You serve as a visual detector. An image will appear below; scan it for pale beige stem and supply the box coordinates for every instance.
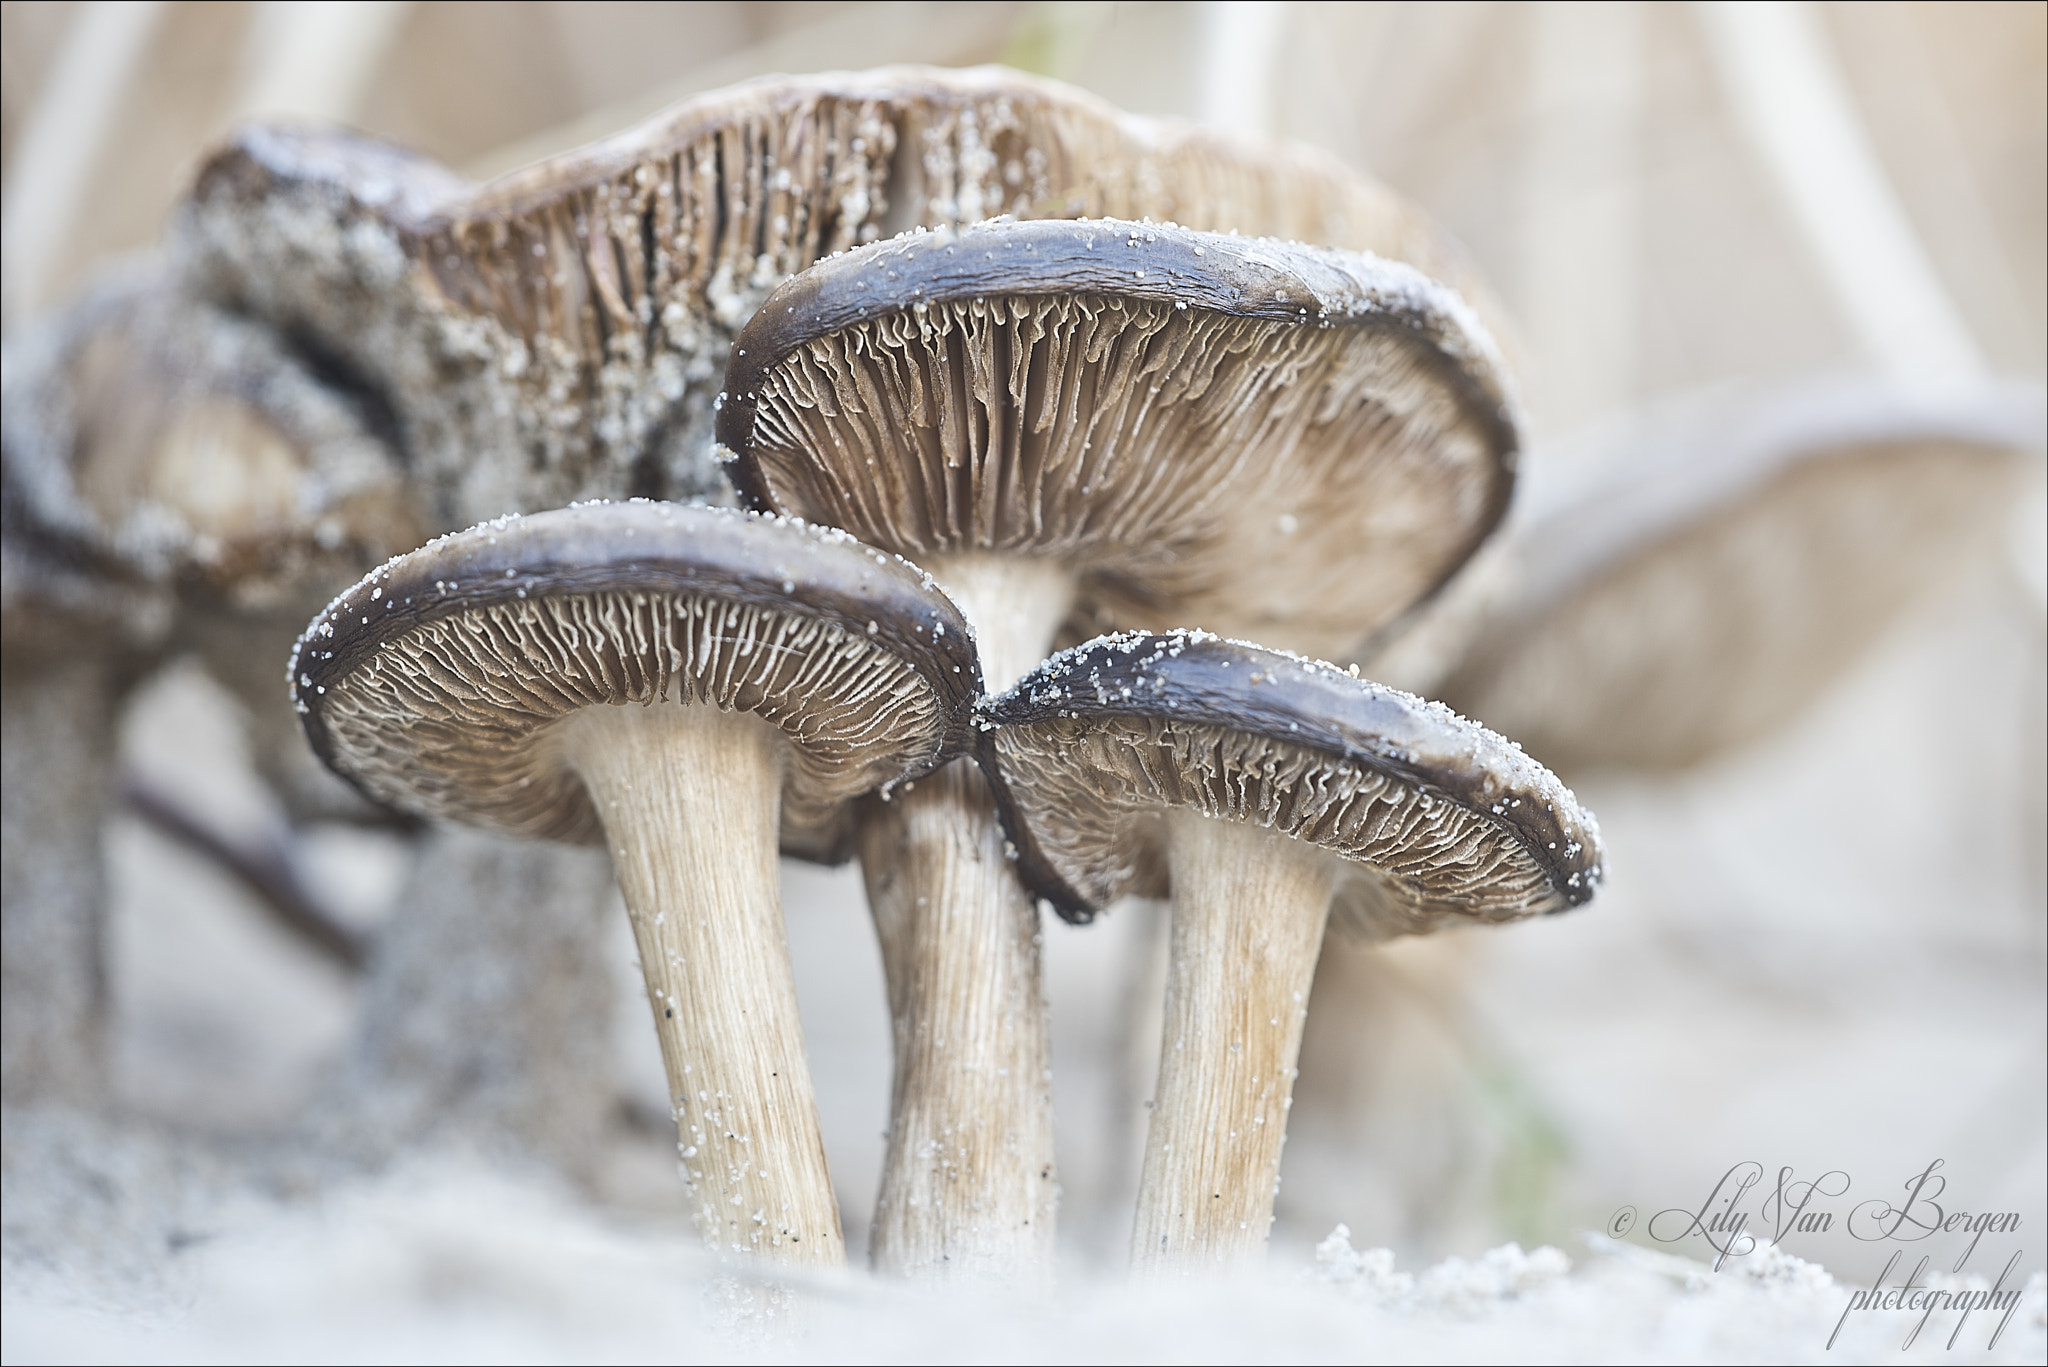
[2,652,120,1102]
[1132,809,1336,1270]
[861,761,1056,1280]
[563,702,844,1265]
[924,552,1076,694]
[860,553,1071,1279]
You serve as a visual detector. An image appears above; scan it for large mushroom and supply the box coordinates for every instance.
[979,632,1602,1268]
[179,65,1482,534]
[290,501,979,1263]
[717,216,1518,1274]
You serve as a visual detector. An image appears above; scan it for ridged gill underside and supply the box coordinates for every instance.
[320,590,946,847]
[184,67,1489,526]
[744,293,1499,653]
[990,716,1567,939]
[423,67,1476,359]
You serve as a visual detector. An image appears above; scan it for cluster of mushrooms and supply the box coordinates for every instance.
[287,209,1603,1279]
[16,62,2025,1292]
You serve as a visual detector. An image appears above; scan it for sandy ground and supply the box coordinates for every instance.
[3,1141,2043,1364]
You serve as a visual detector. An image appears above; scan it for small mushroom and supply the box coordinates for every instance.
[290,502,979,1263]
[717,215,1518,1275]
[979,631,1602,1269]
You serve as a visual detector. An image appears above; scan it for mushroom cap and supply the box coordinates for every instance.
[1436,378,2045,772]
[978,631,1601,931]
[181,66,1487,528]
[193,65,1482,338]
[468,64,1482,295]
[2,272,414,664]
[291,502,979,862]
[719,217,1519,658]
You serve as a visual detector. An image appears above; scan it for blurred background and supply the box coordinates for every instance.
[2,0,2042,1314]
[6,2,2042,414]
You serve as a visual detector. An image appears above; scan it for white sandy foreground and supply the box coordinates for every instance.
[4,1141,2041,1366]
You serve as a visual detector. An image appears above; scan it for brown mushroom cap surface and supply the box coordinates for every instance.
[719,218,1519,658]
[292,502,978,860]
[980,631,1601,932]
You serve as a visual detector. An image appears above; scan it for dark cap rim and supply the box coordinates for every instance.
[291,501,982,791]
[978,629,1601,922]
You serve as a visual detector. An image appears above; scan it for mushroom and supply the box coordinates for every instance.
[1,274,410,1103]
[978,631,1602,1268]
[178,65,1491,533]
[0,465,160,1103]
[160,68,1493,1210]
[320,823,622,1176]
[717,216,1519,1274]
[722,218,1516,669]
[290,501,979,1263]
[1429,379,2046,770]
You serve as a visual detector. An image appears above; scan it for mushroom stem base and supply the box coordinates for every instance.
[565,701,844,1266]
[1132,809,1335,1270]
[2,651,119,1103]
[860,758,1056,1282]
[338,826,616,1176]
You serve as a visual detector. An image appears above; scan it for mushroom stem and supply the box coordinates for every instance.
[1132,809,1335,1270]
[860,552,1070,1278]
[923,553,1076,693]
[562,701,844,1266]
[335,825,617,1177]
[1,652,119,1103]
[861,759,1056,1280]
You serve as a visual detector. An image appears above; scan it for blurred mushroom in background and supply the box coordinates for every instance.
[1,271,412,1104]
[2,337,163,1105]
[1431,380,2043,764]
[177,63,1491,536]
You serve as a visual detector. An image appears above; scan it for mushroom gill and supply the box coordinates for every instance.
[726,222,1516,660]
[314,589,950,852]
[180,66,1485,526]
[986,715,1569,940]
